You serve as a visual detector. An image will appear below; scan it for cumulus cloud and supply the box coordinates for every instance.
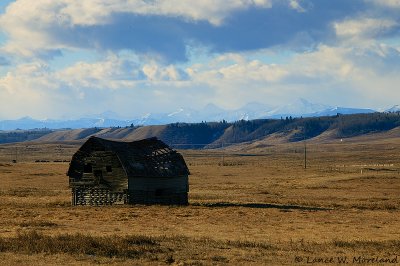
[190,54,288,84]
[0,62,57,93]
[288,0,312,12]
[188,43,400,109]
[0,0,367,62]
[0,62,63,119]
[334,18,398,41]
[2,40,400,119]
[283,43,400,107]
[1,0,400,119]
[0,0,273,61]
[57,55,142,90]
[367,0,400,8]
[10,0,273,27]
[142,63,189,81]
[288,45,353,80]
[0,54,197,118]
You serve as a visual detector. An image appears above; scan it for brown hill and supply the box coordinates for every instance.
[3,112,400,148]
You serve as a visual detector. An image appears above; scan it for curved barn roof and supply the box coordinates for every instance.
[67,136,190,179]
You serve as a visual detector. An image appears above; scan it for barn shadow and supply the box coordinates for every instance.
[191,202,331,211]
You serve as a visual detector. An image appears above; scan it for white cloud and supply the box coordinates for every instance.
[187,43,400,109]
[285,43,400,107]
[0,0,274,60]
[57,0,273,26]
[1,0,400,118]
[57,55,140,90]
[367,0,400,8]
[289,0,306,12]
[289,45,355,79]
[334,18,398,40]
[142,63,187,81]
[134,0,273,25]
[0,54,196,118]
[0,62,56,93]
[1,41,400,119]
[0,0,273,35]
[0,56,136,119]
[0,1,66,57]
[190,54,288,82]
[0,62,62,119]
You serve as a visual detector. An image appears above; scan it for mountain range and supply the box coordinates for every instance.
[0,98,388,131]
[2,112,400,147]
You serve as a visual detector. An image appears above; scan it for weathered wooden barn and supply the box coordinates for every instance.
[67,136,190,206]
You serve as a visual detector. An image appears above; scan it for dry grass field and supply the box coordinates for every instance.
[0,137,400,265]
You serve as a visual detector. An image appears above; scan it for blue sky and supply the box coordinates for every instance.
[0,0,400,119]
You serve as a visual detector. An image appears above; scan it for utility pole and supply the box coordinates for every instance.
[221,142,225,166]
[14,146,18,163]
[304,136,307,169]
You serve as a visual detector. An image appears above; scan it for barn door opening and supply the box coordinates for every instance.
[83,163,93,173]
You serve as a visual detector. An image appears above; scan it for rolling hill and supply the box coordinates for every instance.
[2,112,400,148]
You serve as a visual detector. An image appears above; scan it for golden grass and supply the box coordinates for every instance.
[0,139,400,264]
[1,230,398,265]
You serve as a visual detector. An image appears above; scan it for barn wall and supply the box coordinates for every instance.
[128,176,188,205]
[69,140,190,206]
[128,176,188,192]
[77,151,128,192]
[71,188,127,206]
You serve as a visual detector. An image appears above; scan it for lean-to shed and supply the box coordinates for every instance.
[67,136,190,206]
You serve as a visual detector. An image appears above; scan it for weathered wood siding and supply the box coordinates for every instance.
[128,176,188,205]
[70,151,128,192]
[128,176,188,192]
[72,188,127,206]
[128,190,188,205]
[68,137,190,206]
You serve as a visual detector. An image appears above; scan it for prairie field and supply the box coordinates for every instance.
[0,138,400,265]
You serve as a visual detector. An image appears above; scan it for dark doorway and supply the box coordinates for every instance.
[83,163,93,173]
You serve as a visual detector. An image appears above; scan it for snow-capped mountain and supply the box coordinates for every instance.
[385,105,400,113]
[311,107,376,117]
[266,98,331,118]
[226,102,273,121]
[0,99,380,130]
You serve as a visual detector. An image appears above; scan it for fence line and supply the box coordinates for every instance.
[1,142,400,172]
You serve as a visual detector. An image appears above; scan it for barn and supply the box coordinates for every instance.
[67,136,190,206]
